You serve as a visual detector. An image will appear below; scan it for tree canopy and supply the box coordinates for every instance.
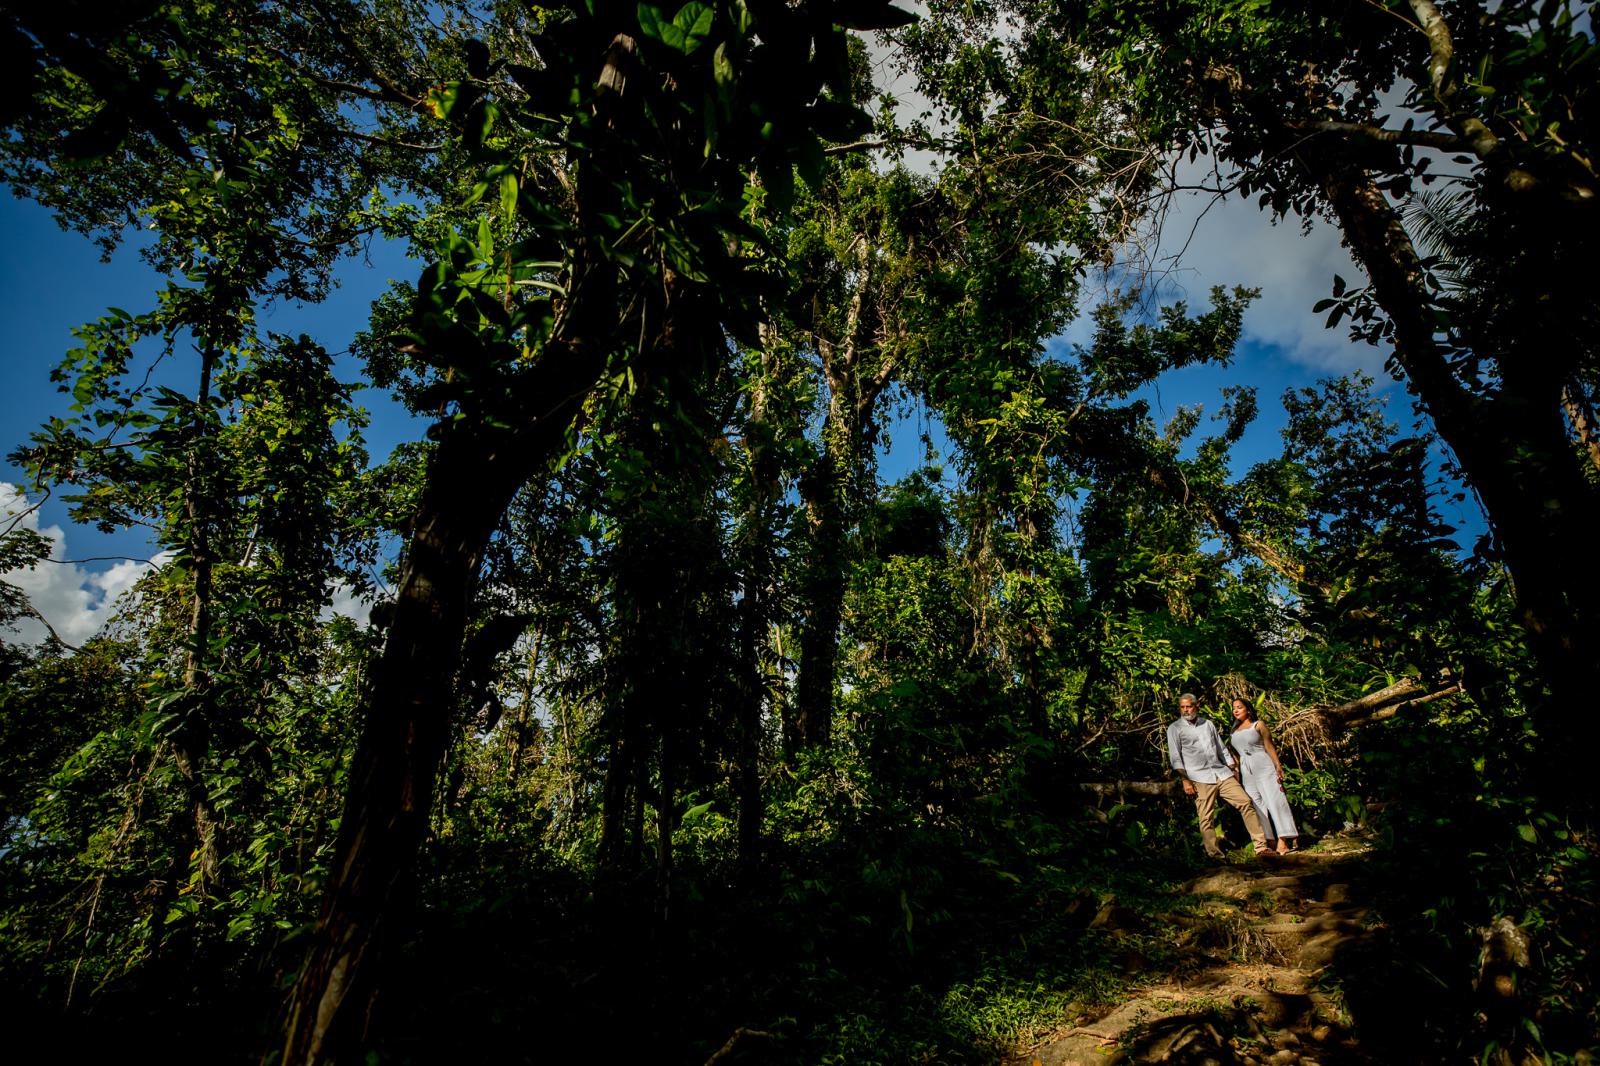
[0,2,1594,1063]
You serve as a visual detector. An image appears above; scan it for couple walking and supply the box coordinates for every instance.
[1166,693,1298,859]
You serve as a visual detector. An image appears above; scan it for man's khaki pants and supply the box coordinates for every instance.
[1193,776,1267,857]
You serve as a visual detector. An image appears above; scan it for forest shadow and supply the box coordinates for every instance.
[367,812,1204,1065]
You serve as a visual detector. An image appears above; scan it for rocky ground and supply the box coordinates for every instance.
[1014,836,1384,1066]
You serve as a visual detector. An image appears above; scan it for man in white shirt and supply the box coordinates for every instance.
[1167,693,1268,859]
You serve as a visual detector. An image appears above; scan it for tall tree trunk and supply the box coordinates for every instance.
[1012,509,1052,738]
[279,335,605,1064]
[775,622,801,759]
[1303,148,1600,793]
[735,576,766,869]
[655,727,675,923]
[794,421,851,751]
[598,728,630,872]
[734,346,779,870]
[172,345,224,891]
[599,409,661,884]
[596,283,718,891]
[1562,380,1600,479]
[279,436,519,1064]
[791,251,894,751]
[506,628,542,783]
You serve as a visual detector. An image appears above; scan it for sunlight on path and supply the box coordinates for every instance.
[1017,835,1379,1066]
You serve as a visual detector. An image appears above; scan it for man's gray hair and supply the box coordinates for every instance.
[1178,693,1198,704]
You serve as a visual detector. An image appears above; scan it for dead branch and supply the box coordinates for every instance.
[1275,672,1462,759]
[1075,780,1182,799]
[704,1028,776,1066]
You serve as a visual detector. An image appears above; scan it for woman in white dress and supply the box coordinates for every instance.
[1229,698,1298,853]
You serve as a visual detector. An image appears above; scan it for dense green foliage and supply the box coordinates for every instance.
[1,2,1595,1063]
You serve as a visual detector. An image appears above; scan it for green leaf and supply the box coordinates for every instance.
[672,2,714,54]
[712,40,734,86]
[637,4,684,51]
[427,82,463,120]
[500,171,519,225]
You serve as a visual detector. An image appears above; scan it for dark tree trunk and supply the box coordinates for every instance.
[505,628,542,783]
[598,728,629,872]
[598,627,649,879]
[734,345,780,870]
[1304,150,1600,794]
[655,727,675,923]
[279,335,605,1064]
[278,435,520,1064]
[790,233,893,753]
[596,283,720,896]
[173,345,224,891]
[735,582,765,870]
[795,433,849,751]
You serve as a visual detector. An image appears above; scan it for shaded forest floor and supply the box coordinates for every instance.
[1015,835,1415,1066]
[13,812,1582,1065]
[378,826,1469,1066]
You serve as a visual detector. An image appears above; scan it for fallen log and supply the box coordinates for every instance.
[1075,780,1182,799]
[1074,674,1465,791]
[1274,672,1461,764]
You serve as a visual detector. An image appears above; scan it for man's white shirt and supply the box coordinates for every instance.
[1167,716,1235,784]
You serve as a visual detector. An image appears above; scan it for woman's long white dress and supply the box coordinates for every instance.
[1230,723,1298,840]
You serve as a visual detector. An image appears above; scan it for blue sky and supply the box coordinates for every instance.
[0,193,423,477]
[0,192,428,639]
[2,23,1499,645]
[1,165,1486,644]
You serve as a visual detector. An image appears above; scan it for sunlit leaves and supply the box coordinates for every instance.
[636,2,715,55]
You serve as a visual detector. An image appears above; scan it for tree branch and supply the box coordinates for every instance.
[1408,0,1460,108]
[824,134,946,157]
[1288,119,1466,152]
[1074,780,1181,799]
[332,127,446,153]
[1276,673,1462,751]
[857,352,898,424]
[1406,0,1539,190]
[302,0,426,109]
[22,605,80,651]
[1561,380,1600,479]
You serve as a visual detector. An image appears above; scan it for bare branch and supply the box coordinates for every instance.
[1406,0,1539,191]
[824,134,946,157]
[22,605,80,651]
[332,127,446,153]
[1408,0,1460,107]
[1288,119,1466,152]
[302,0,427,108]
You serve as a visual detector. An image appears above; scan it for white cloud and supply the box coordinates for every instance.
[324,580,377,627]
[3,484,389,648]
[866,15,1387,376]
[1,483,168,647]
[1124,159,1384,375]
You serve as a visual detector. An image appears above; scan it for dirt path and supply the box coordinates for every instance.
[1016,836,1381,1066]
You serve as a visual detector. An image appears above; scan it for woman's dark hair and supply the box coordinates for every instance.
[1233,697,1256,721]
